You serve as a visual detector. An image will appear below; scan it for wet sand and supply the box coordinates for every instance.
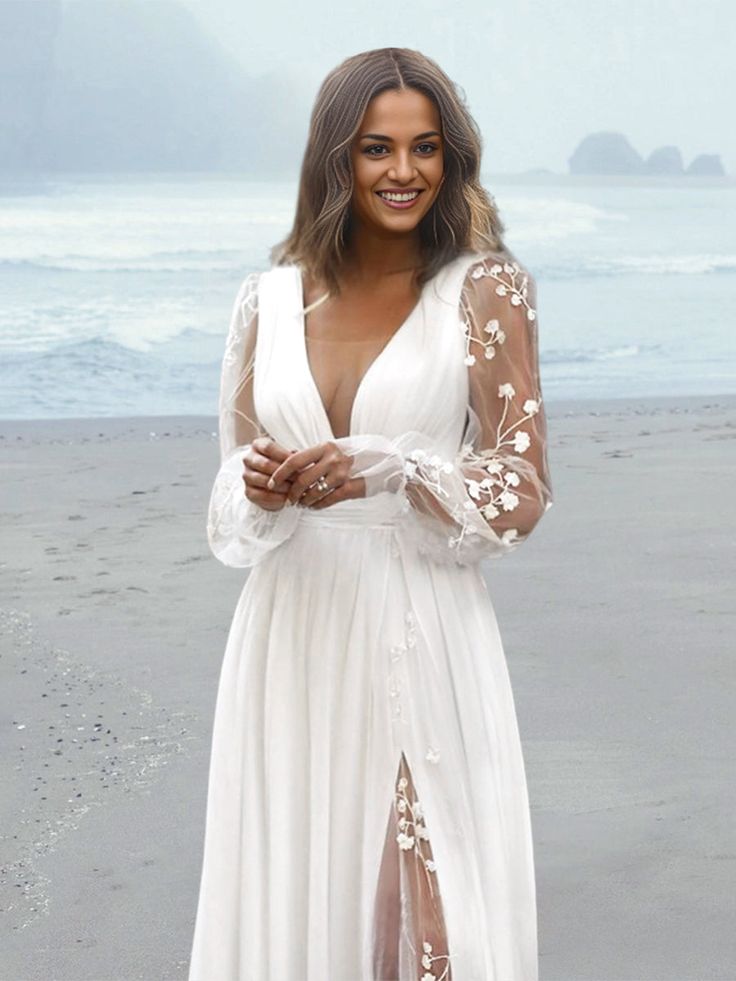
[1,394,734,980]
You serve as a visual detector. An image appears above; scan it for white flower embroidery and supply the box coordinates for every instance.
[401,254,547,559]
[420,940,452,980]
[499,489,520,511]
[466,479,483,500]
[387,611,417,727]
[395,747,450,964]
[425,746,441,764]
[459,256,534,366]
[513,430,531,452]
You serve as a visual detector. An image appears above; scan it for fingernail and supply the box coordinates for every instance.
[267,477,275,490]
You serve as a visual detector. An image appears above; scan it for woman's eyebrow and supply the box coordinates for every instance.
[359,130,442,141]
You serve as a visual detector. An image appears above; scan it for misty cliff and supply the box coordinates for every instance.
[569,132,726,177]
[0,0,307,175]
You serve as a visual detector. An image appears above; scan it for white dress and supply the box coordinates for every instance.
[189,249,554,981]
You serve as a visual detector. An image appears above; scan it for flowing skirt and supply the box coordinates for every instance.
[188,495,538,981]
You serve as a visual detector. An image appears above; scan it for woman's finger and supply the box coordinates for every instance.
[243,482,291,510]
[288,446,354,505]
[286,458,337,505]
[252,435,294,464]
[243,466,292,494]
[246,444,295,476]
[308,477,366,509]
[268,444,326,489]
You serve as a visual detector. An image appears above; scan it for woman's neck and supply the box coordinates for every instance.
[341,224,423,284]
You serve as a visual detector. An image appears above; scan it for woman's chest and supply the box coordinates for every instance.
[254,266,469,449]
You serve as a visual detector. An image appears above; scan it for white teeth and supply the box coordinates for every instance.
[379,191,420,202]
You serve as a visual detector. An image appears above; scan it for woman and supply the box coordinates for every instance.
[189,47,554,981]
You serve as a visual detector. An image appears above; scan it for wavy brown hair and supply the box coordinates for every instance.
[271,47,507,295]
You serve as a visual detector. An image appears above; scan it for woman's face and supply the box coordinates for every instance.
[349,87,444,238]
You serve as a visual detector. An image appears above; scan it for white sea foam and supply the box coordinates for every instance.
[1,177,734,416]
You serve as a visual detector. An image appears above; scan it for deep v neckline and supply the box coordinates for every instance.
[295,264,429,441]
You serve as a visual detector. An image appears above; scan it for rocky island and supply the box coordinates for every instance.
[569,132,726,177]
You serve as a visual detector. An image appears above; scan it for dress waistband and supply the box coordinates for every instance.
[296,491,409,530]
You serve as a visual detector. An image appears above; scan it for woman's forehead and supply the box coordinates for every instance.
[359,88,441,135]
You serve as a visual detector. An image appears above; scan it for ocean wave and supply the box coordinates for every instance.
[0,337,221,418]
[4,250,735,280]
[536,253,736,279]
[543,343,650,365]
[0,250,244,274]
[1,333,649,371]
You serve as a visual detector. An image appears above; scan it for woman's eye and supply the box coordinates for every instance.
[363,142,438,157]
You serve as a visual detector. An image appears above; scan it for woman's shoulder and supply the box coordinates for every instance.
[458,248,538,326]
[460,247,534,282]
[234,264,300,305]
[459,248,536,304]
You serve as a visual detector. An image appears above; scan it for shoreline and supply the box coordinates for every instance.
[2,390,735,433]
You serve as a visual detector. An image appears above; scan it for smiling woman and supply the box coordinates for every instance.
[353,90,445,225]
[189,47,553,981]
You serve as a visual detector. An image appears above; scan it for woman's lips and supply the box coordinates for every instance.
[375,189,424,210]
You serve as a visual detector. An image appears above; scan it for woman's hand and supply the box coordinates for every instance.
[242,436,298,512]
[267,441,366,509]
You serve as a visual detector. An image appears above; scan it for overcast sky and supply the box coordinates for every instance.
[180,0,733,175]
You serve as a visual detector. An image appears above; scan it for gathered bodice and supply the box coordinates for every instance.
[253,256,477,460]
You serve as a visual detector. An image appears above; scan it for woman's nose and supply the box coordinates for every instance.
[387,151,417,183]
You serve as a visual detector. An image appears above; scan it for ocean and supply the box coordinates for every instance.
[0,174,734,420]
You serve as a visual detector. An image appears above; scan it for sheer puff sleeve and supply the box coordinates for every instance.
[206,272,300,568]
[338,253,554,564]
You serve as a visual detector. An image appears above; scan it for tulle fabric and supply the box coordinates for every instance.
[193,250,552,980]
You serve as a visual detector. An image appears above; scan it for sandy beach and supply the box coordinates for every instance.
[1,393,734,981]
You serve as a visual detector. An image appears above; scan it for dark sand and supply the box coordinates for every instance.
[1,394,734,980]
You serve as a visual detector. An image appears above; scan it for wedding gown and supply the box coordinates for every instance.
[188,249,554,981]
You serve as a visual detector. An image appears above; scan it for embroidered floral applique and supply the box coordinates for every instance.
[402,255,546,556]
[395,775,437,885]
[394,772,452,979]
[421,940,451,981]
[388,610,417,726]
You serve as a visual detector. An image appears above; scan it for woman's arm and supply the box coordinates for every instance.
[330,254,554,563]
[206,273,301,568]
